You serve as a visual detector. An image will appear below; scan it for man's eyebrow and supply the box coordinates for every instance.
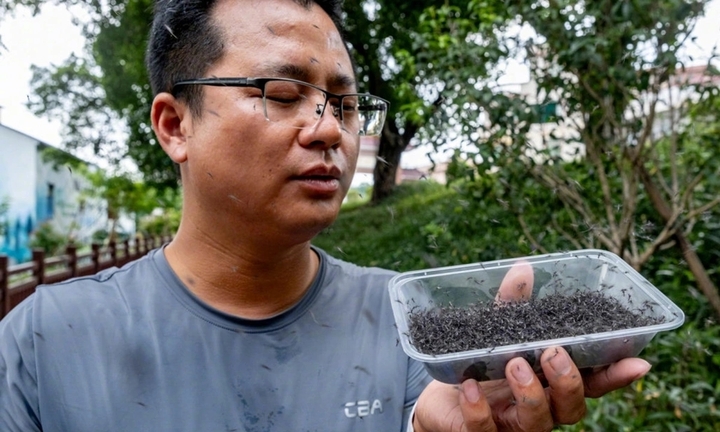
[254,62,357,90]
[256,63,310,81]
[327,73,357,91]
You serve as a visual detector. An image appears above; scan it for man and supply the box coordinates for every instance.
[0,0,652,430]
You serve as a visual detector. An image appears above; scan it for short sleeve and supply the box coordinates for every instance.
[402,356,432,431]
[0,296,42,431]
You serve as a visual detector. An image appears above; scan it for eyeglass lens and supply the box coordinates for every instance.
[262,80,387,136]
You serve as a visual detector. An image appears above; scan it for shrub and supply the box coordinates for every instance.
[139,208,181,237]
[29,221,68,256]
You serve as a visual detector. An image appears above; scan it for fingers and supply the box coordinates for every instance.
[540,347,586,424]
[583,357,651,398]
[413,380,499,432]
[495,261,534,304]
[499,357,554,431]
[459,380,498,432]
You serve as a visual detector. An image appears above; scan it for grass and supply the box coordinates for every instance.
[314,181,460,271]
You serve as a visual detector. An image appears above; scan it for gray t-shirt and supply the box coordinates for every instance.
[0,247,431,432]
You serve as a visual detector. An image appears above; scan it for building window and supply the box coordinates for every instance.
[47,183,55,219]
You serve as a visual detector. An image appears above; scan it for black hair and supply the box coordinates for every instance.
[146,0,346,117]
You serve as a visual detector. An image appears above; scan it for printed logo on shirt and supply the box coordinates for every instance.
[343,399,383,418]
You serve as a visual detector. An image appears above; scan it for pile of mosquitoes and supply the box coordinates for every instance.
[407,269,668,356]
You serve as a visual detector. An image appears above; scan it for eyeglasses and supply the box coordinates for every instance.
[172,77,389,136]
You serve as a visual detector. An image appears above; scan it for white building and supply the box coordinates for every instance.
[0,122,107,263]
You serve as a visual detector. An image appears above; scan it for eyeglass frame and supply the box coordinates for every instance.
[171,77,389,135]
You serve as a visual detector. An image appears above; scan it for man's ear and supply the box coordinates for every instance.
[151,92,191,164]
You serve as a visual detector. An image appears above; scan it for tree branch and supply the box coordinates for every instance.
[580,129,619,246]
[618,164,638,247]
[532,167,618,250]
[517,215,549,254]
[678,172,704,212]
[666,81,680,207]
[686,197,720,221]
[637,221,679,268]
[551,216,585,250]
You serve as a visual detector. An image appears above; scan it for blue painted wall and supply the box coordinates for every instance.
[0,216,33,262]
[0,124,107,264]
[0,125,37,263]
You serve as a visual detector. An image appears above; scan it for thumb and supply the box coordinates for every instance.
[458,380,498,432]
[584,358,652,398]
[495,260,534,304]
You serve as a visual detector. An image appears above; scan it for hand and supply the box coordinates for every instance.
[412,261,652,432]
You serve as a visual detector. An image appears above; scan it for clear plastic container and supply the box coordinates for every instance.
[389,249,685,384]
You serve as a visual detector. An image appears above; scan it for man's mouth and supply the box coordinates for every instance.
[293,166,343,194]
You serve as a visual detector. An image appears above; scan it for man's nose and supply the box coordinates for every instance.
[300,101,344,149]
[310,99,343,130]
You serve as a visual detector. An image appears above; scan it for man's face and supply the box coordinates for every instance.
[179,0,359,243]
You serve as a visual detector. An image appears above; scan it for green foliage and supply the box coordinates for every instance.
[138,190,182,237]
[29,221,68,256]
[315,182,455,271]
[315,181,572,271]
[405,0,720,315]
[27,54,125,162]
[52,161,175,241]
[18,0,176,187]
[344,0,501,126]
[92,173,150,219]
[92,0,176,187]
[642,204,720,323]
[344,184,372,207]
[138,209,180,237]
[85,169,170,240]
[91,228,110,243]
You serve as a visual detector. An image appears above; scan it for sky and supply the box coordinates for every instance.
[0,4,86,146]
[0,1,718,173]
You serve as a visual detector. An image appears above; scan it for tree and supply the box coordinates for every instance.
[410,0,720,317]
[4,0,508,201]
[343,0,507,203]
[80,168,160,242]
[21,0,177,188]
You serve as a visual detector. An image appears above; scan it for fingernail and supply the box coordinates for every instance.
[511,360,534,385]
[550,349,571,375]
[462,379,480,403]
[636,359,652,376]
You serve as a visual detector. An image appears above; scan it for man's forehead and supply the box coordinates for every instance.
[213,0,327,32]
[210,0,355,86]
